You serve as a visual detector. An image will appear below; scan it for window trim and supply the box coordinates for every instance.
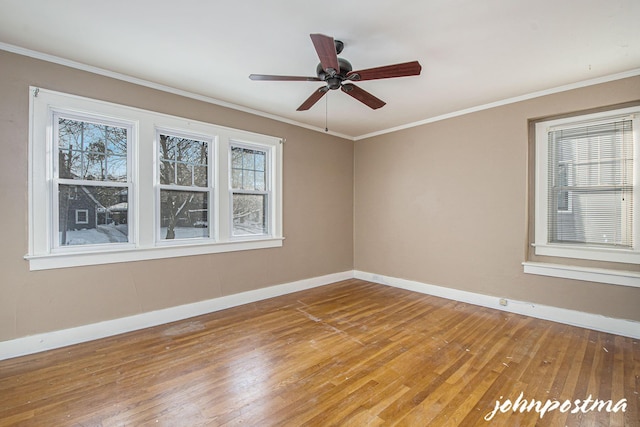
[533,105,640,264]
[26,87,283,271]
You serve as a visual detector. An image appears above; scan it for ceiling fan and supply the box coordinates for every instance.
[249,34,422,111]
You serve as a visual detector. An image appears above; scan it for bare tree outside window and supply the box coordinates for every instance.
[158,134,209,240]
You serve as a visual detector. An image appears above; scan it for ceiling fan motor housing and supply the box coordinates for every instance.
[316,58,353,90]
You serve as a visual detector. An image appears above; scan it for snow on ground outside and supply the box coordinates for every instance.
[62,222,265,246]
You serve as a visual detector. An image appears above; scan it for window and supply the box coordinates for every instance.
[533,106,639,264]
[158,132,211,241]
[27,88,283,270]
[54,114,132,248]
[231,144,269,237]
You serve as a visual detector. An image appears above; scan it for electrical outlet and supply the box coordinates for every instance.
[499,298,508,306]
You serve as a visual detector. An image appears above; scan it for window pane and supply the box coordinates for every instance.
[255,152,265,172]
[232,169,243,189]
[58,184,128,246]
[243,151,255,169]
[159,134,177,160]
[85,153,106,180]
[243,170,255,190]
[159,134,208,187]
[255,171,266,191]
[57,118,127,182]
[189,141,208,165]
[160,160,175,185]
[177,162,192,186]
[106,155,127,181]
[231,146,267,190]
[193,165,208,187]
[160,190,209,240]
[105,128,127,157]
[233,193,267,236]
[232,147,243,168]
[556,163,569,211]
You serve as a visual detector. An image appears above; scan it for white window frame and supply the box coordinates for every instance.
[533,105,640,264]
[26,88,283,270]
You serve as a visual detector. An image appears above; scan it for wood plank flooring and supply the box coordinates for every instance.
[0,279,638,426]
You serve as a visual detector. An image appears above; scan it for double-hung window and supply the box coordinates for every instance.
[231,144,270,237]
[157,132,212,242]
[533,105,640,264]
[27,88,283,270]
[53,113,133,249]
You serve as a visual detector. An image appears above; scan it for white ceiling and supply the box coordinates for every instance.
[1,0,639,139]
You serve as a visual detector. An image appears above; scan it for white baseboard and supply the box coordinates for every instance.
[3,269,638,361]
[0,270,354,361]
[354,270,640,339]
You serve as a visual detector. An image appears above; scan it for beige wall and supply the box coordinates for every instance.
[0,50,354,341]
[1,47,638,345]
[355,76,640,322]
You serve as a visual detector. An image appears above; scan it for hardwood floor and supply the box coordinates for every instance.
[0,279,638,426]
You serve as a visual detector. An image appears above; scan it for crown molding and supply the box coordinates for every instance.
[2,42,639,142]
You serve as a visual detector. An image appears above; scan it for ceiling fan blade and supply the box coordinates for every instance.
[297,87,329,111]
[310,33,340,74]
[341,84,386,109]
[347,61,422,81]
[249,74,321,82]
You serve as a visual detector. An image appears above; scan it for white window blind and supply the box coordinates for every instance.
[547,117,633,248]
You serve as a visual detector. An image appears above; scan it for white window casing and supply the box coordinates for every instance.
[27,88,283,270]
[533,106,640,265]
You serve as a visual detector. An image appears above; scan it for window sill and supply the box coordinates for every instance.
[25,237,284,271]
[533,243,640,264]
[522,261,640,288]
